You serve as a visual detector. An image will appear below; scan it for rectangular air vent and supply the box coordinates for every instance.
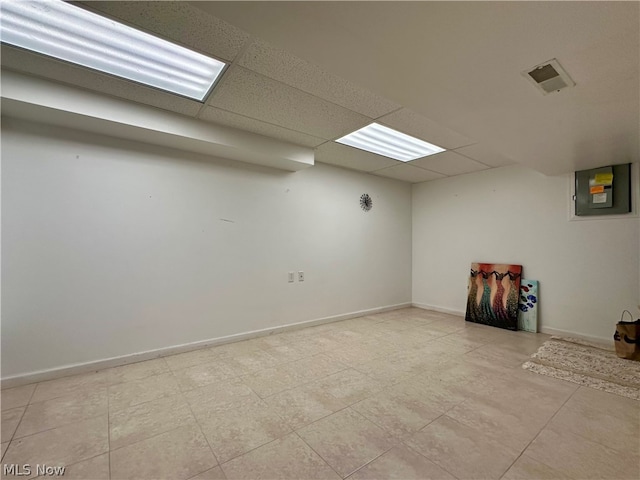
[522,59,575,95]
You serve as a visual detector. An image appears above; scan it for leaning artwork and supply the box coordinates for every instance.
[517,279,538,333]
[465,263,523,330]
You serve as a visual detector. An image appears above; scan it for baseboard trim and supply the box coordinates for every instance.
[539,326,611,346]
[412,302,465,317]
[1,302,411,389]
[412,305,613,345]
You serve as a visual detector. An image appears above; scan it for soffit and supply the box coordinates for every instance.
[372,164,446,183]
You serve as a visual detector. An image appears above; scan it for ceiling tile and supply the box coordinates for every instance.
[315,142,400,172]
[378,108,476,150]
[0,47,201,117]
[75,1,250,62]
[410,150,489,176]
[208,66,372,140]
[371,164,445,183]
[237,40,401,118]
[200,107,326,148]
[454,144,517,167]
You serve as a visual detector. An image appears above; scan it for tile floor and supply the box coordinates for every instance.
[1,308,639,479]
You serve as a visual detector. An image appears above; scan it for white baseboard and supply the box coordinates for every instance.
[539,326,611,346]
[412,302,465,317]
[412,304,614,346]
[1,302,411,389]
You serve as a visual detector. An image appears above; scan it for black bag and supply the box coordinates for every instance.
[613,310,640,361]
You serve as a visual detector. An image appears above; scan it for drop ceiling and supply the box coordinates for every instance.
[1,1,638,182]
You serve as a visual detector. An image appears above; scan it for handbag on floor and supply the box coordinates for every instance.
[614,310,640,361]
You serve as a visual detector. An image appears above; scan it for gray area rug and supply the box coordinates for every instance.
[523,336,640,400]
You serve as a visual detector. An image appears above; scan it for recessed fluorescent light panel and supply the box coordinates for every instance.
[336,123,445,162]
[0,0,226,101]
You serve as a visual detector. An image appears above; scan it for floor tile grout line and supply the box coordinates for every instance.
[402,440,462,480]
[109,379,183,413]
[107,382,111,480]
[21,385,108,406]
[181,389,222,476]
[174,350,353,401]
[240,361,352,401]
[214,425,294,468]
[327,406,402,470]
[49,452,109,477]
[25,382,38,405]
[392,392,479,479]
[291,430,345,479]
[180,338,352,373]
[196,429,316,478]
[108,417,195,454]
[184,467,222,480]
[342,447,389,479]
[536,386,639,459]
[439,388,570,454]
[3,383,39,448]
[16,373,106,402]
[0,382,39,410]
[497,454,578,480]
[3,415,111,477]
[344,443,397,479]
[286,404,348,433]
[7,410,108,444]
[7,400,108,449]
[292,403,355,436]
[496,381,581,479]
[245,364,348,401]
[30,375,151,407]
[182,374,298,466]
[26,371,179,409]
[396,412,462,480]
[30,378,113,400]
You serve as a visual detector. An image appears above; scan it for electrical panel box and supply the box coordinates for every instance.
[575,163,631,216]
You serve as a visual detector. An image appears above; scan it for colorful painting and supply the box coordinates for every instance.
[465,263,523,330]
[517,280,538,333]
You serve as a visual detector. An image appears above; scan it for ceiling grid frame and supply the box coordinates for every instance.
[5,1,633,182]
[0,0,515,183]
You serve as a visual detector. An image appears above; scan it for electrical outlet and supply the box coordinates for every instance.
[288,272,294,283]
[298,271,304,282]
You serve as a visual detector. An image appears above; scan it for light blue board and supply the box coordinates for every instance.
[517,279,538,332]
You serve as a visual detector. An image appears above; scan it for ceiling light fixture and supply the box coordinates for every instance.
[336,123,445,162]
[0,0,226,101]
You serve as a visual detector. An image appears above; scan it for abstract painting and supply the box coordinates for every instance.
[465,263,523,330]
[517,279,538,332]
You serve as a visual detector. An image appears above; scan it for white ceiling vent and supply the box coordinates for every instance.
[523,59,575,95]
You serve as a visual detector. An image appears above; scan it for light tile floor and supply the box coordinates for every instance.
[1,308,639,479]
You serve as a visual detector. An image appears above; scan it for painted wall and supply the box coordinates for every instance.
[412,164,639,342]
[1,119,412,379]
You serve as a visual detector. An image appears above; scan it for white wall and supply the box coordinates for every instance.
[412,165,639,342]
[1,119,412,379]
